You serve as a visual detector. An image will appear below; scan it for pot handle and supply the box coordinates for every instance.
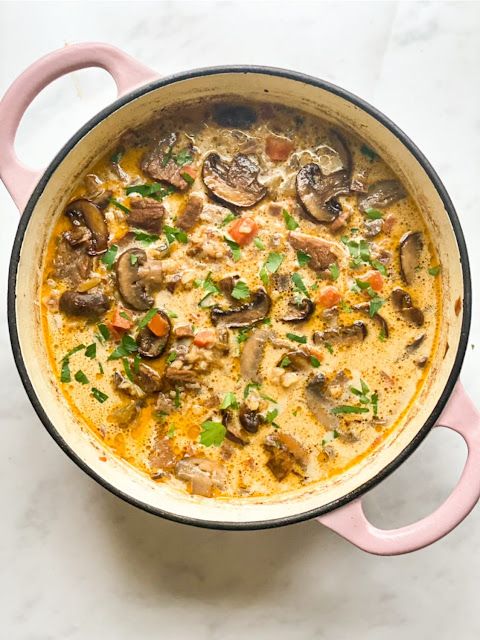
[318,381,480,555]
[0,42,157,212]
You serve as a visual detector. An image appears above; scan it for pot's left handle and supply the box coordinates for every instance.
[0,42,158,212]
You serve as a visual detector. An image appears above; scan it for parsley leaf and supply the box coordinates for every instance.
[428,265,441,276]
[310,355,321,368]
[60,359,71,383]
[297,250,311,267]
[134,230,159,245]
[164,225,188,245]
[231,280,251,300]
[122,357,134,382]
[369,295,385,317]
[137,308,158,329]
[286,332,307,344]
[126,183,175,201]
[325,341,334,354]
[365,208,383,220]
[85,343,96,359]
[74,370,89,385]
[220,213,236,227]
[260,252,284,286]
[283,209,299,230]
[200,420,226,446]
[166,351,178,364]
[174,148,193,167]
[109,198,130,214]
[244,382,261,398]
[91,388,108,403]
[97,324,110,341]
[221,392,239,410]
[279,356,292,368]
[181,171,194,185]
[329,263,340,280]
[108,334,138,360]
[224,236,241,262]
[331,405,370,415]
[101,245,118,269]
[254,237,266,250]
[237,328,251,343]
[291,272,309,299]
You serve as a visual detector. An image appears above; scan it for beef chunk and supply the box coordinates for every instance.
[128,197,165,233]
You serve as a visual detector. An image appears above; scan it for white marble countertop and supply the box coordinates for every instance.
[0,1,479,638]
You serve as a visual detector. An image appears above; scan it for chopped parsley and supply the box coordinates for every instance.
[286,332,307,344]
[364,208,383,220]
[291,272,309,299]
[130,254,138,266]
[265,408,280,428]
[329,263,340,280]
[134,230,159,245]
[310,355,321,368]
[224,236,241,262]
[428,265,441,276]
[165,310,178,318]
[231,280,251,300]
[85,343,96,359]
[166,351,178,364]
[174,148,193,167]
[325,341,334,354]
[237,328,251,343]
[137,308,158,329]
[101,244,118,269]
[342,236,371,269]
[331,405,370,415]
[109,198,130,214]
[220,392,239,410]
[166,425,176,438]
[97,324,110,341]
[108,334,138,360]
[122,357,134,382]
[296,250,311,267]
[220,212,236,227]
[110,149,123,164]
[126,183,175,201]
[181,171,194,185]
[91,388,108,403]
[369,295,385,317]
[174,386,181,409]
[371,259,387,276]
[279,356,292,368]
[283,209,299,230]
[260,252,284,286]
[244,382,261,398]
[164,225,188,245]
[254,237,266,250]
[60,359,71,383]
[200,420,226,446]
[198,272,220,307]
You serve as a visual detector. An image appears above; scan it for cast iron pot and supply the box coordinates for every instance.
[1,43,478,555]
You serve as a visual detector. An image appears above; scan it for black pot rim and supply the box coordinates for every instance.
[7,64,472,531]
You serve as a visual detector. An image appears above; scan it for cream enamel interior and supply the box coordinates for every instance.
[13,71,464,525]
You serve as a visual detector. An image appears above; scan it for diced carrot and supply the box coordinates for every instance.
[307,346,324,361]
[318,286,342,308]
[228,216,258,245]
[182,165,197,179]
[106,323,123,342]
[193,329,217,348]
[99,456,107,462]
[359,270,384,292]
[265,135,295,161]
[111,307,133,331]
[148,313,170,337]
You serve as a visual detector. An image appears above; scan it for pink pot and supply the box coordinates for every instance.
[0,43,478,555]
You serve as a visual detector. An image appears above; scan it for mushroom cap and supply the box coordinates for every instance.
[280,297,315,323]
[202,152,267,207]
[115,248,153,311]
[399,231,424,285]
[59,289,110,317]
[211,289,271,328]
[358,180,406,212]
[65,198,109,256]
[296,163,350,223]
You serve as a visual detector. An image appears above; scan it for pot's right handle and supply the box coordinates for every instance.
[318,381,480,555]
[0,42,157,212]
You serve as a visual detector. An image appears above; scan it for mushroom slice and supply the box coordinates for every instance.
[391,287,424,327]
[399,231,424,285]
[132,363,163,394]
[239,403,264,434]
[278,350,312,372]
[136,310,171,359]
[313,321,367,346]
[358,180,407,212]
[212,103,257,129]
[115,248,152,311]
[296,163,350,223]
[240,328,269,383]
[287,231,339,273]
[59,289,110,317]
[175,457,226,497]
[305,373,339,431]
[65,199,109,255]
[210,289,271,328]
[222,411,247,446]
[315,129,352,176]
[406,333,426,352]
[264,432,308,481]
[280,298,315,323]
[352,302,389,338]
[202,152,267,207]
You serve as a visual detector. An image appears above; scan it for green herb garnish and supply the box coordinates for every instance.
[279,356,292,368]
[134,230,159,245]
[329,263,340,280]
[325,342,334,354]
[126,183,175,201]
[231,280,250,300]
[428,265,441,276]
[331,405,370,415]
[200,420,226,446]
[60,359,71,383]
[286,332,307,344]
[244,382,261,398]
[237,328,251,344]
[220,212,236,227]
[310,355,321,368]
[221,392,239,410]
[365,208,383,220]
[97,324,110,341]
[283,209,299,231]
[101,244,118,269]
[164,225,188,245]
[181,171,194,185]
[108,334,138,360]
[260,252,284,286]
[166,351,177,364]
[224,236,241,262]
[297,250,311,268]
[254,237,266,250]
[109,198,130,214]
[85,343,96,359]
[174,148,193,167]
[91,387,108,403]
[122,357,134,382]
[137,308,158,329]
[291,272,309,299]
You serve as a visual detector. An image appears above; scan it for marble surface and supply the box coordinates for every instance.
[0,1,479,638]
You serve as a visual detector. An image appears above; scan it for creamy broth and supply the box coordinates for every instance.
[40,100,441,498]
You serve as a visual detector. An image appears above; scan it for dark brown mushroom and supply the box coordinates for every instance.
[136,310,171,358]
[218,275,240,301]
[313,321,367,345]
[240,329,269,382]
[115,248,157,311]
[59,289,110,317]
[211,289,271,328]
[296,163,350,223]
[280,297,315,323]
[175,457,225,497]
[406,333,426,352]
[352,302,389,338]
[399,231,423,285]
[287,231,339,273]
[202,152,267,207]
[222,410,247,446]
[305,373,339,431]
[65,199,109,256]
[212,104,257,129]
[128,198,165,233]
[239,403,264,434]
[278,350,312,371]
[84,174,113,208]
[391,287,424,327]
[132,362,163,394]
[358,180,406,212]
[264,432,308,480]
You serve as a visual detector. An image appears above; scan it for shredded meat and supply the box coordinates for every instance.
[288,231,339,272]
[128,198,165,233]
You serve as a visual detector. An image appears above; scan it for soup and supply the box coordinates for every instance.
[40,100,441,498]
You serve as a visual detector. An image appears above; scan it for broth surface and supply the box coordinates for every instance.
[41,100,441,498]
